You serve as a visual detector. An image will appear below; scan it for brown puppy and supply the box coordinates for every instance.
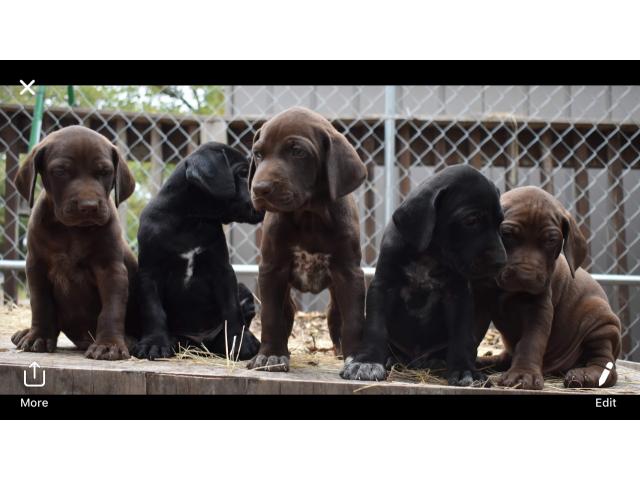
[11,125,138,360]
[475,186,621,389]
[247,107,367,372]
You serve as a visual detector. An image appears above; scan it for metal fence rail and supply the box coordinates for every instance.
[1,85,640,359]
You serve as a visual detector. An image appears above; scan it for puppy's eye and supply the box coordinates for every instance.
[462,213,481,226]
[252,151,262,162]
[51,167,67,177]
[500,226,515,238]
[97,168,112,177]
[544,236,560,248]
[238,168,249,177]
[291,145,306,158]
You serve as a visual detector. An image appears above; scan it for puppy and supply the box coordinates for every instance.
[341,165,507,385]
[475,186,622,389]
[132,142,263,360]
[247,107,367,372]
[11,125,138,360]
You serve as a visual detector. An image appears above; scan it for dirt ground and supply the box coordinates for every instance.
[0,302,504,366]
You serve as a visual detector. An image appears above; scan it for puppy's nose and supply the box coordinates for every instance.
[252,181,274,197]
[492,248,508,270]
[77,199,100,214]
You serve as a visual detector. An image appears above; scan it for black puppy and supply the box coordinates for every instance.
[132,142,264,360]
[340,165,506,385]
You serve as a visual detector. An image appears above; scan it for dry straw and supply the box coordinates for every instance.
[155,313,640,394]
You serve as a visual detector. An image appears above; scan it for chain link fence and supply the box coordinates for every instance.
[2,85,640,359]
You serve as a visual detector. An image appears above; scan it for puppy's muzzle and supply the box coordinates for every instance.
[497,264,547,293]
[61,198,109,225]
[76,199,100,215]
[467,247,507,278]
[252,181,274,198]
[251,181,295,211]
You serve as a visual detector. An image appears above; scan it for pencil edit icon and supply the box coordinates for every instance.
[598,362,615,387]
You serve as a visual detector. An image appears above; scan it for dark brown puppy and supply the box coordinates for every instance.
[247,107,367,372]
[11,125,138,360]
[475,186,621,389]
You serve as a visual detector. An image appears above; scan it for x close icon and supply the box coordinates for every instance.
[19,80,36,95]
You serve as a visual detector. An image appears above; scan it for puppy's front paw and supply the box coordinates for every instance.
[12,328,57,353]
[564,364,617,388]
[447,369,487,387]
[499,368,544,390]
[131,336,175,360]
[85,341,130,361]
[247,353,290,372]
[340,357,387,381]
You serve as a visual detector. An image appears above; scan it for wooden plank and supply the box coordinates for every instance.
[4,338,635,395]
[2,337,640,395]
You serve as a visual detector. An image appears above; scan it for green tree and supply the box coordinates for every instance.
[0,85,226,115]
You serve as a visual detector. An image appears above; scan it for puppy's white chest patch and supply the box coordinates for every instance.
[400,255,445,318]
[181,246,205,286]
[290,247,332,294]
[401,255,445,294]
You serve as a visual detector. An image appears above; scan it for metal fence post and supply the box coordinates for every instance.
[384,85,397,225]
[28,86,46,150]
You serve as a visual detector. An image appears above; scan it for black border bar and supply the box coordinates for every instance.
[0,60,638,85]
[1,394,635,420]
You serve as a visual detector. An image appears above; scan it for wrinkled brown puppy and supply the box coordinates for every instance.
[475,186,621,389]
[11,125,138,360]
[247,107,367,372]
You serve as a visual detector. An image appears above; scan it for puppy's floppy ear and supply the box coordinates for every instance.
[392,182,444,251]
[185,145,236,199]
[325,127,366,201]
[15,138,48,208]
[560,207,587,278]
[248,128,261,190]
[111,145,136,206]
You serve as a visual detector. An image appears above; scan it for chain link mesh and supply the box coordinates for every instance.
[1,85,639,359]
